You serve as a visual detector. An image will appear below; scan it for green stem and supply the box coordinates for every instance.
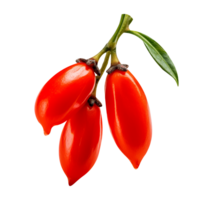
[92,46,108,62]
[92,14,133,62]
[90,14,133,99]
[92,51,111,96]
[111,48,120,66]
[107,14,133,50]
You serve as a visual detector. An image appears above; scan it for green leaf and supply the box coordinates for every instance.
[126,30,179,86]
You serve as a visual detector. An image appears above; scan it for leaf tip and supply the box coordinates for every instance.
[175,82,179,89]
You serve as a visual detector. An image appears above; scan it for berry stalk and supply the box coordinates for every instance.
[88,14,133,106]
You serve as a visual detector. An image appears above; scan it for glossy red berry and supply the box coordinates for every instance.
[59,103,102,186]
[105,70,152,169]
[35,63,95,135]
